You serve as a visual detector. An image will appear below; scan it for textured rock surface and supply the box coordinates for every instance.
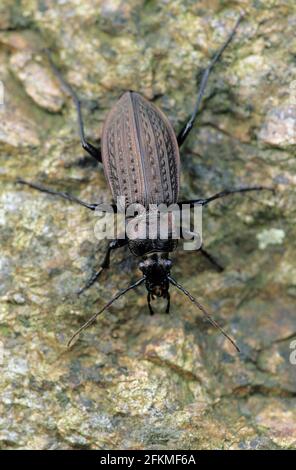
[0,0,296,450]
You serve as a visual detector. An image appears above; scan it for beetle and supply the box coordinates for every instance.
[18,15,273,350]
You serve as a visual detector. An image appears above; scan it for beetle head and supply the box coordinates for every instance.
[68,254,239,353]
[139,254,171,298]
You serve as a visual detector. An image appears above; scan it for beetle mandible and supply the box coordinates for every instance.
[19,15,273,350]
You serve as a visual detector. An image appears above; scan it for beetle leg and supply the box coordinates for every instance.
[177,15,243,147]
[45,50,101,162]
[17,179,100,210]
[199,247,224,272]
[178,185,275,208]
[180,227,224,272]
[165,292,170,314]
[147,293,155,315]
[77,238,128,295]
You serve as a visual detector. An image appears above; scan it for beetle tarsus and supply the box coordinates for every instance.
[177,14,243,147]
[17,179,98,211]
[165,292,170,314]
[77,239,128,296]
[147,293,155,315]
[199,247,224,272]
[44,49,102,163]
[179,185,275,208]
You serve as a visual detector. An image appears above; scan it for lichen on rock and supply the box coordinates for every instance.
[0,0,295,450]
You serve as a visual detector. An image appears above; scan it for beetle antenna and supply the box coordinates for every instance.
[168,276,240,352]
[67,277,145,347]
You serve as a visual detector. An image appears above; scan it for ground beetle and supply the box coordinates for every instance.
[18,15,273,350]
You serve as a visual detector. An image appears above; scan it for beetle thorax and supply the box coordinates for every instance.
[128,237,178,257]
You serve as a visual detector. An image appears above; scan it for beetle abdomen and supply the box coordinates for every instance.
[101,91,180,208]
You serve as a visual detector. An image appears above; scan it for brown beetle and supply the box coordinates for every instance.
[18,16,273,350]
[102,91,180,209]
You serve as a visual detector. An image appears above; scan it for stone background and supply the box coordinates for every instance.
[0,0,295,450]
